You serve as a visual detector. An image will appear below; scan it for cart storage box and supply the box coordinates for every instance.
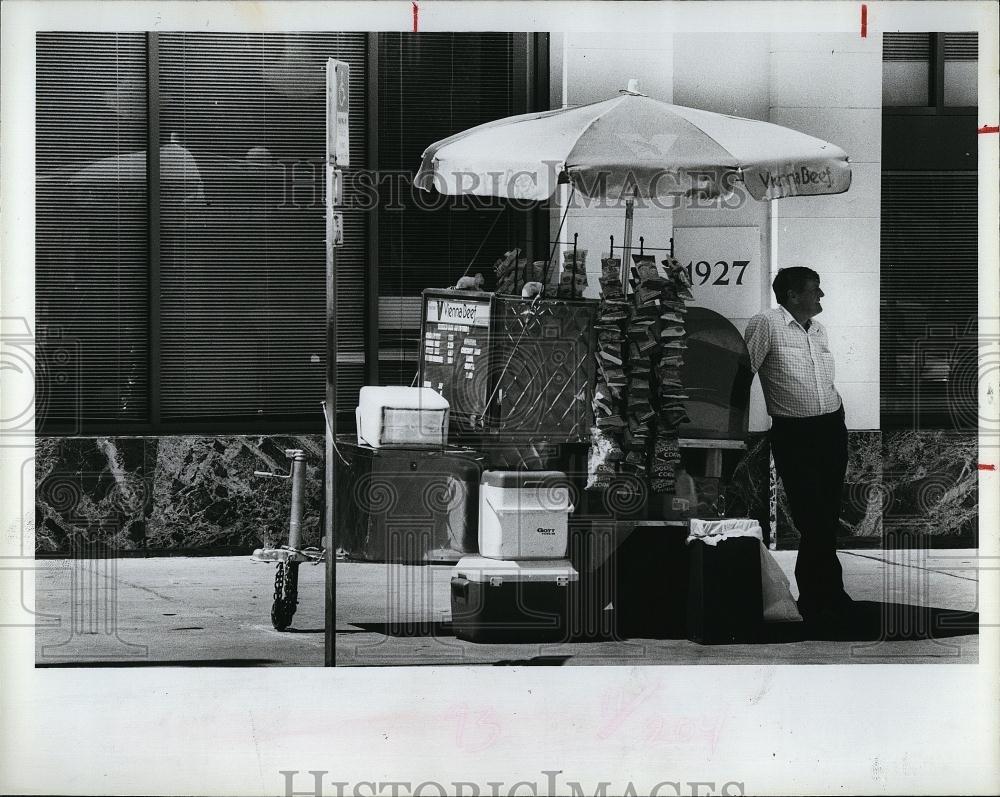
[567,519,622,640]
[334,437,484,562]
[686,535,763,644]
[356,386,449,448]
[613,524,690,639]
[450,555,578,643]
[478,470,573,560]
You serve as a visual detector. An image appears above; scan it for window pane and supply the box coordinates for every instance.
[36,33,149,428]
[944,61,977,106]
[882,32,930,107]
[377,33,532,386]
[882,61,930,106]
[157,33,367,421]
[943,33,977,107]
[881,173,978,428]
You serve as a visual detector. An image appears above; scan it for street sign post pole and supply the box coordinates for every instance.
[325,58,349,667]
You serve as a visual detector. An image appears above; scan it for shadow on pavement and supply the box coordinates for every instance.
[761,601,980,643]
[345,602,978,647]
[491,656,573,666]
[350,620,625,644]
[352,621,456,637]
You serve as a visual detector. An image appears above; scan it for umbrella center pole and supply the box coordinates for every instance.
[621,197,635,288]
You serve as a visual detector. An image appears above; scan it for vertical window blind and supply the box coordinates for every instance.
[376,33,531,386]
[36,32,537,431]
[157,32,368,421]
[880,33,978,430]
[880,173,978,427]
[36,33,149,426]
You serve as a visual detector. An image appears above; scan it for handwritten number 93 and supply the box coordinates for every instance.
[685,260,750,286]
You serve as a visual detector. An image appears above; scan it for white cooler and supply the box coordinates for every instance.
[478,470,573,560]
[356,386,449,448]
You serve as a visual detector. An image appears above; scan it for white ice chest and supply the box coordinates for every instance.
[356,386,449,448]
[478,470,574,560]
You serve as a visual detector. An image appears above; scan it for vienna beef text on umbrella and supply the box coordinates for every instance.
[414,85,852,207]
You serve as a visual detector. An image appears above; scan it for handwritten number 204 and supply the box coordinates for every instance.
[685,260,750,286]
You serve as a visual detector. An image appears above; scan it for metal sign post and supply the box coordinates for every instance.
[325,58,349,667]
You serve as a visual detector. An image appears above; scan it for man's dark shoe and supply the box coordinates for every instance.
[797,594,856,638]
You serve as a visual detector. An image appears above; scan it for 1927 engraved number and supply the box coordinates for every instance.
[686,260,751,286]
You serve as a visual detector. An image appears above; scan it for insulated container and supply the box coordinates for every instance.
[356,386,449,448]
[450,555,579,643]
[478,470,573,560]
[334,438,484,562]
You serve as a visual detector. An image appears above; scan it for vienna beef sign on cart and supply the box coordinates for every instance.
[673,227,762,320]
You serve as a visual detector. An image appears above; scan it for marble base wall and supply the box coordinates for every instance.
[36,435,326,554]
[774,429,978,550]
[35,429,978,554]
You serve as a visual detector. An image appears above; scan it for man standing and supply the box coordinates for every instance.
[745,267,853,628]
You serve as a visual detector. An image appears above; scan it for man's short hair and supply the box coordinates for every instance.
[772,267,820,305]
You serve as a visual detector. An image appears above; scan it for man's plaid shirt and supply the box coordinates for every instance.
[745,305,842,418]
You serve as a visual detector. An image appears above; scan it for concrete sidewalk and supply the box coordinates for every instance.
[33,550,980,667]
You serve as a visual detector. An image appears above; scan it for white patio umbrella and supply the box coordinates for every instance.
[415,82,851,278]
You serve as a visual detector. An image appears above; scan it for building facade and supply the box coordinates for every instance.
[34,31,979,554]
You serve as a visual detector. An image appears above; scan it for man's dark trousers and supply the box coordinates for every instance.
[768,405,849,609]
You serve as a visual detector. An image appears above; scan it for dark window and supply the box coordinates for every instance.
[36,32,543,433]
[882,32,932,106]
[375,33,536,387]
[880,33,978,430]
[156,33,368,424]
[36,33,149,428]
[883,32,978,109]
[880,172,978,428]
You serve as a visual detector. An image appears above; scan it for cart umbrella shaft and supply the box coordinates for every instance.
[621,198,635,286]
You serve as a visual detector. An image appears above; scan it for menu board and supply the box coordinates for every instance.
[420,291,493,436]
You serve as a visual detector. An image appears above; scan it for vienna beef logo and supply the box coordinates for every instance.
[758,165,834,192]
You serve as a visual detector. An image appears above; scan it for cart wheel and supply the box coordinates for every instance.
[271,598,295,631]
[270,560,300,631]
